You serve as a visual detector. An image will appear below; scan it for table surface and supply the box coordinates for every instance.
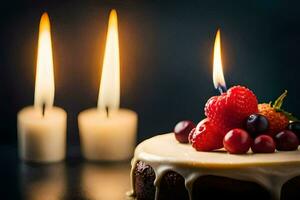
[0,145,132,200]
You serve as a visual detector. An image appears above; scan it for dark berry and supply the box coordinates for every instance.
[288,121,300,140]
[174,120,195,143]
[223,129,252,154]
[251,135,275,153]
[275,130,299,151]
[246,114,269,137]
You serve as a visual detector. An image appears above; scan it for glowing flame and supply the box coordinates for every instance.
[213,29,226,90]
[34,13,55,111]
[98,9,120,111]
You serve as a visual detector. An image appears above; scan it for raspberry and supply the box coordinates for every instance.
[258,90,296,137]
[204,85,258,136]
[188,128,196,143]
[191,118,223,151]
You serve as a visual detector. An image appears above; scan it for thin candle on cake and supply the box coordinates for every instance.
[78,9,138,161]
[17,13,67,163]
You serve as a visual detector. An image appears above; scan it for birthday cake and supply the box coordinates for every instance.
[128,86,300,200]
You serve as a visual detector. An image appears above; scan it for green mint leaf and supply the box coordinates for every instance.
[273,90,288,109]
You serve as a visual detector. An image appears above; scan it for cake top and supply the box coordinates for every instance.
[173,87,300,155]
[135,133,300,169]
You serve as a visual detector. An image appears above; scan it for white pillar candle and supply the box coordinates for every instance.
[17,13,67,163]
[78,10,138,161]
[18,107,67,162]
[78,109,137,161]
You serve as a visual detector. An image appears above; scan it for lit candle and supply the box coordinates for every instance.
[213,29,227,94]
[17,13,67,163]
[78,9,138,161]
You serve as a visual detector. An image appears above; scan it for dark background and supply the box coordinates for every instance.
[1,0,300,146]
[1,0,300,199]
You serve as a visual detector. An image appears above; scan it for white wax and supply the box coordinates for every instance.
[17,106,67,163]
[78,108,138,161]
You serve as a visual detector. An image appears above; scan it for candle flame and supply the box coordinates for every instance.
[213,29,226,90]
[34,13,55,112]
[98,9,120,111]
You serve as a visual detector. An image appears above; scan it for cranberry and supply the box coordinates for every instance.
[174,120,196,143]
[245,114,269,137]
[275,130,299,151]
[223,129,252,154]
[251,135,275,153]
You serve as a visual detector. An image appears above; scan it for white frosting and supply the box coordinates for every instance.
[129,133,300,200]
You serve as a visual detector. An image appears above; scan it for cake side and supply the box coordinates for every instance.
[128,133,300,200]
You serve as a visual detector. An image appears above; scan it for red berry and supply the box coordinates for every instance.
[191,118,223,151]
[188,128,196,143]
[275,130,299,151]
[205,86,258,136]
[258,103,289,137]
[251,135,275,153]
[174,120,196,143]
[223,129,252,154]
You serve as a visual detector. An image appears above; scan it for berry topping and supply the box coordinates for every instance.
[188,128,196,144]
[288,121,300,140]
[275,130,299,151]
[223,129,252,154]
[258,90,297,137]
[251,135,275,153]
[190,118,223,151]
[205,86,258,136]
[246,114,269,137]
[174,120,196,143]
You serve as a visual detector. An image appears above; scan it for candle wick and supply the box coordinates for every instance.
[106,106,109,118]
[217,85,227,94]
[42,103,46,117]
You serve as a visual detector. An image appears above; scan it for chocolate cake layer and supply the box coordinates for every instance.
[134,161,300,200]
